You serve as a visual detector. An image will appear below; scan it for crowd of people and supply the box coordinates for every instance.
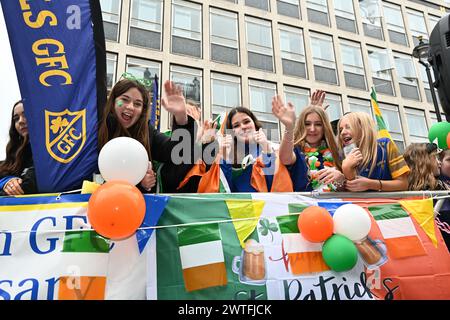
[1,76,449,250]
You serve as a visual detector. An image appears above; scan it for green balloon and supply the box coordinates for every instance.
[322,235,358,272]
[428,122,450,149]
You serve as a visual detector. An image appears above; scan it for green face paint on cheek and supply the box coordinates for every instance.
[116,100,124,107]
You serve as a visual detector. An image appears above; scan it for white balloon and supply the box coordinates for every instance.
[98,137,149,185]
[333,204,372,241]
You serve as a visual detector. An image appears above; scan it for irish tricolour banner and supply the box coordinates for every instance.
[1,0,106,192]
[2,193,450,299]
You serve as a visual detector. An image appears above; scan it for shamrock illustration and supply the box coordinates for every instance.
[258,218,278,242]
[50,116,69,134]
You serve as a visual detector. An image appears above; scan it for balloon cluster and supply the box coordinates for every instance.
[428,121,450,149]
[297,204,371,272]
[88,137,148,240]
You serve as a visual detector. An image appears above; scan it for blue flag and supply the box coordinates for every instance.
[1,0,106,192]
[149,75,160,131]
[136,194,169,254]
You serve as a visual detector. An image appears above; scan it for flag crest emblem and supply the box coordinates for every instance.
[45,109,86,163]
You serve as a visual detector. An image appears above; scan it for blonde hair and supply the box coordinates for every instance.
[337,112,378,176]
[293,105,341,170]
[403,143,438,190]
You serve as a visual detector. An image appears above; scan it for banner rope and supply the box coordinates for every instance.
[2,193,450,235]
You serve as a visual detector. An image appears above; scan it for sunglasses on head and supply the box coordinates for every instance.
[426,143,441,154]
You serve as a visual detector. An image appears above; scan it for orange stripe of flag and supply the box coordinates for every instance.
[58,276,106,300]
[288,252,330,275]
[271,159,294,192]
[384,236,426,259]
[182,262,227,292]
[177,161,206,190]
[251,158,268,192]
[198,161,221,193]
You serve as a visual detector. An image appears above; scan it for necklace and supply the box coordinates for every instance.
[303,141,335,190]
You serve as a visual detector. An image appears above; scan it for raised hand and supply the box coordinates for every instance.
[161,80,188,125]
[253,128,271,153]
[310,89,327,109]
[272,95,296,131]
[197,119,218,144]
[219,134,233,161]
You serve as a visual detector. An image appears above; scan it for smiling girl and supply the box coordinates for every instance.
[97,79,196,192]
[272,93,343,192]
[338,112,409,192]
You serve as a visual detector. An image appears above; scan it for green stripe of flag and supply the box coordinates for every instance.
[368,204,409,221]
[288,203,308,214]
[375,115,388,131]
[276,214,299,234]
[371,87,394,142]
[178,223,221,247]
[62,230,109,253]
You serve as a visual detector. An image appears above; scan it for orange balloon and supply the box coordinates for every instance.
[297,206,333,243]
[88,180,146,240]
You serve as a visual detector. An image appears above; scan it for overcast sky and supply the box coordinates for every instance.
[0,3,21,160]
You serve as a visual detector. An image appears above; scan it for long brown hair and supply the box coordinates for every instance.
[293,106,341,170]
[0,100,30,176]
[403,143,439,190]
[98,79,151,158]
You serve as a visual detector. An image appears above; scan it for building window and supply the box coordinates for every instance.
[248,80,279,142]
[210,8,239,66]
[246,17,274,72]
[383,2,408,46]
[379,103,404,152]
[100,0,121,42]
[284,86,310,114]
[129,0,162,50]
[430,112,447,124]
[310,32,338,85]
[405,108,428,143]
[333,0,357,33]
[277,0,300,19]
[348,97,373,118]
[359,0,383,40]
[106,52,117,90]
[126,57,161,93]
[279,25,307,79]
[306,0,330,27]
[340,39,366,90]
[368,46,395,96]
[407,8,428,46]
[245,0,270,11]
[170,65,202,106]
[211,73,241,120]
[171,0,202,58]
[324,93,342,122]
[419,63,435,104]
[429,15,440,34]
[393,52,420,101]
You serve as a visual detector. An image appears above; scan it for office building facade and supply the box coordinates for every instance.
[101,0,450,151]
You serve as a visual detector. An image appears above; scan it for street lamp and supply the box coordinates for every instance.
[412,37,442,122]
